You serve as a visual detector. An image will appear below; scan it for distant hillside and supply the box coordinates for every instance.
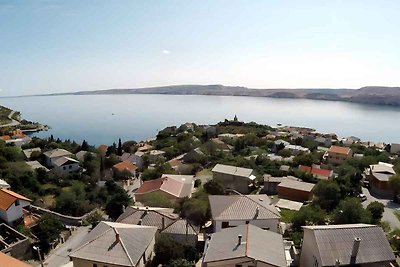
[25,85,400,107]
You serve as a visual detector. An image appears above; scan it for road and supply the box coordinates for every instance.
[362,187,400,229]
[41,226,91,267]
[0,110,20,128]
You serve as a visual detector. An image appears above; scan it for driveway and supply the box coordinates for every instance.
[42,226,91,267]
[362,187,400,229]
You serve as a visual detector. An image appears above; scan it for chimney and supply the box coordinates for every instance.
[145,206,149,215]
[351,237,361,262]
[237,234,242,246]
[335,259,340,267]
[138,219,142,225]
[255,206,260,218]
[162,217,165,229]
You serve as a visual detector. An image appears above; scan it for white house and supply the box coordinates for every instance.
[53,157,80,175]
[43,148,73,167]
[208,194,280,233]
[70,221,157,267]
[0,188,31,225]
[300,224,395,267]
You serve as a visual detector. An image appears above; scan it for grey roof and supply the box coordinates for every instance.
[278,179,315,192]
[116,206,177,230]
[76,150,96,161]
[161,219,199,235]
[370,163,396,182]
[212,164,253,178]
[70,221,157,267]
[303,224,395,266]
[43,148,72,158]
[22,147,41,158]
[203,224,286,266]
[209,194,280,221]
[53,156,79,167]
[26,161,50,172]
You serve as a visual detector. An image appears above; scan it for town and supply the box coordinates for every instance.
[0,114,400,267]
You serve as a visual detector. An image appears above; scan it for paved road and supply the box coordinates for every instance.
[0,110,20,128]
[42,226,91,267]
[362,187,400,229]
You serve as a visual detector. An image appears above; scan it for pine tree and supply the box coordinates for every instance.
[81,140,89,151]
[117,138,123,156]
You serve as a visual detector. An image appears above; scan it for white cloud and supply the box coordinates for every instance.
[162,49,170,55]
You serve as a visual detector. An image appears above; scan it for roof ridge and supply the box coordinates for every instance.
[241,194,280,217]
[114,228,136,267]
[71,223,112,255]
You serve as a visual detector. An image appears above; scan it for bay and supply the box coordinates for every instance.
[0,94,399,145]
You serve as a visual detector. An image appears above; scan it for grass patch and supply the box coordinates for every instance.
[394,210,400,222]
[280,208,297,223]
[196,168,212,177]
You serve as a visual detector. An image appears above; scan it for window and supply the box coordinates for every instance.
[15,199,20,206]
[63,166,66,170]
[93,264,97,267]
[69,165,72,169]
[222,221,229,228]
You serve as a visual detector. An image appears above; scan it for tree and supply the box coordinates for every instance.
[313,180,341,211]
[105,187,131,220]
[154,235,184,265]
[389,174,400,202]
[168,259,195,267]
[122,140,137,153]
[292,205,326,231]
[140,192,173,208]
[332,198,371,224]
[81,140,89,151]
[117,138,123,156]
[180,198,210,226]
[367,201,385,224]
[204,179,225,195]
[34,214,64,250]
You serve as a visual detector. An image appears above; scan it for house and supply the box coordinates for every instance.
[277,179,315,202]
[113,161,137,177]
[212,164,255,194]
[168,154,185,170]
[134,174,194,202]
[263,175,300,195]
[299,165,333,180]
[326,145,353,165]
[0,189,31,225]
[53,157,80,175]
[211,138,233,152]
[4,136,32,148]
[0,252,31,267]
[209,194,280,233]
[367,162,396,198]
[217,133,245,140]
[202,224,287,267]
[300,224,395,267]
[70,221,157,267]
[137,143,153,152]
[97,144,108,154]
[22,147,41,160]
[75,150,96,162]
[147,149,166,163]
[116,206,178,230]
[43,148,73,167]
[25,161,49,172]
[182,147,205,163]
[0,224,31,260]
[120,152,144,169]
[390,143,400,154]
[284,144,310,155]
[160,219,199,246]
[0,179,10,189]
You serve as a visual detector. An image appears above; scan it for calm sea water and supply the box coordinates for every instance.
[0,94,399,145]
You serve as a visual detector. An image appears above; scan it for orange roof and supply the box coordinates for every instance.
[0,135,11,140]
[98,144,108,151]
[113,161,137,172]
[328,145,351,155]
[0,252,31,267]
[136,178,164,194]
[0,188,32,211]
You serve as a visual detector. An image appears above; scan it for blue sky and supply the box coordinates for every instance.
[1,0,400,96]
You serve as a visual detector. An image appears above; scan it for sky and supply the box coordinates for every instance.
[1,0,400,96]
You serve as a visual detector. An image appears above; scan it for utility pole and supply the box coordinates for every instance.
[33,246,44,267]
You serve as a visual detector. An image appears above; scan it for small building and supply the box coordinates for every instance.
[326,145,353,165]
[75,150,96,162]
[70,221,157,267]
[120,152,144,169]
[390,143,400,154]
[53,157,80,175]
[277,179,315,202]
[22,147,41,160]
[160,219,199,246]
[0,224,31,260]
[25,161,49,172]
[300,224,395,267]
[43,148,73,167]
[210,138,233,152]
[147,150,166,163]
[284,144,310,155]
[134,174,194,202]
[97,144,108,153]
[182,147,205,163]
[263,175,300,195]
[113,161,138,177]
[209,194,280,233]
[202,224,287,267]
[299,165,333,180]
[0,189,31,225]
[368,162,396,198]
[212,164,255,194]
[0,252,31,267]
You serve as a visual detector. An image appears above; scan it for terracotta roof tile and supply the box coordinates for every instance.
[328,145,352,155]
[135,178,164,194]
[299,165,332,178]
[0,188,31,211]
[113,161,137,172]
[0,252,31,267]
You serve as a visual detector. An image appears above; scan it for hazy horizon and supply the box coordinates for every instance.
[2,1,400,96]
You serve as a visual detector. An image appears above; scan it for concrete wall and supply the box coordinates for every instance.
[327,152,351,165]
[299,229,322,267]
[277,186,312,202]
[54,163,80,175]
[214,219,279,233]
[213,172,250,194]
[0,200,29,224]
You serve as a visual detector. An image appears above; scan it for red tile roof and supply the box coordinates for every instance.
[299,165,332,178]
[0,135,11,140]
[0,252,31,267]
[328,145,352,155]
[135,178,164,194]
[113,161,137,172]
[98,144,108,152]
[0,188,31,211]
